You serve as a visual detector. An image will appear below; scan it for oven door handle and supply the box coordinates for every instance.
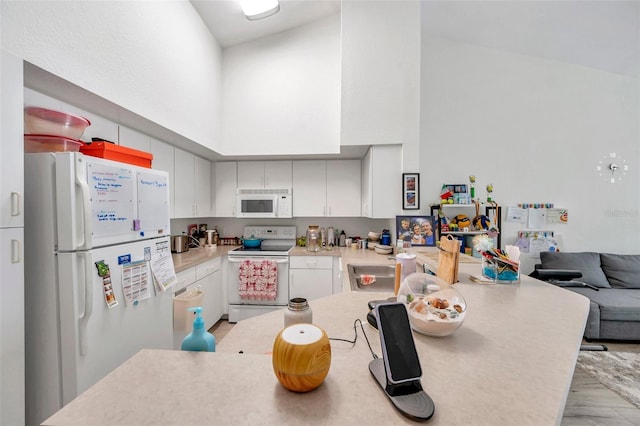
[228,258,289,264]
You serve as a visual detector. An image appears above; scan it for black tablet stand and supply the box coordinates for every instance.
[368,358,435,421]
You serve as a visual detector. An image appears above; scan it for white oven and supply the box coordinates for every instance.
[227,226,295,323]
[236,188,292,219]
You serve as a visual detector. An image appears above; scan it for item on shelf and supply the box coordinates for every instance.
[486,183,494,203]
[451,214,471,229]
[24,134,84,153]
[469,175,476,199]
[24,106,91,139]
[80,142,153,168]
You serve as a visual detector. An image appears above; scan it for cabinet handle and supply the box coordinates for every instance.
[11,239,21,263]
[11,192,21,216]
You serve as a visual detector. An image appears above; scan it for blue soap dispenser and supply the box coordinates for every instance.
[181,307,216,352]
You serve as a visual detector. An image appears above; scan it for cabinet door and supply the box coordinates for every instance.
[292,160,326,217]
[1,51,23,228]
[326,160,361,217]
[237,161,265,189]
[194,156,212,217]
[369,145,401,218]
[289,268,333,301]
[119,126,150,152]
[361,148,372,217]
[174,148,195,218]
[0,228,24,426]
[265,161,292,189]
[149,139,174,217]
[215,162,237,217]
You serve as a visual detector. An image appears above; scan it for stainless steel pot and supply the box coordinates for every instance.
[171,235,189,253]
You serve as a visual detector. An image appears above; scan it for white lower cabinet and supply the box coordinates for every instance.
[173,257,223,349]
[289,256,334,302]
[195,258,223,330]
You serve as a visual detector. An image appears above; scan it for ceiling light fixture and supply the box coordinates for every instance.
[239,0,280,21]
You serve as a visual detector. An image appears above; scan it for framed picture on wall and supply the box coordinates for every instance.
[402,173,420,210]
[396,215,436,247]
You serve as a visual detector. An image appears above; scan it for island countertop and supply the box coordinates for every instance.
[45,263,589,426]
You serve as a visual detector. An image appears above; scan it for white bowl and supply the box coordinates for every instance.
[374,245,393,255]
[407,288,466,336]
[368,232,381,241]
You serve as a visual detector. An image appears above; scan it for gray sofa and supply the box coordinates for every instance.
[533,251,640,341]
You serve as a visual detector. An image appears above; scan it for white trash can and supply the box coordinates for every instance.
[173,288,204,349]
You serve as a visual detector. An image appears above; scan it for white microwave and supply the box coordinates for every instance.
[236,189,293,218]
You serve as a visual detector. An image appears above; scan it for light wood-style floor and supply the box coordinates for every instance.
[210,321,640,425]
[562,341,640,426]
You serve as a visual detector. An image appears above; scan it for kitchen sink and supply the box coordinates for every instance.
[347,264,396,292]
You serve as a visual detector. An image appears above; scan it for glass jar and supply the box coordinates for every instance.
[284,297,313,327]
[306,225,320,252]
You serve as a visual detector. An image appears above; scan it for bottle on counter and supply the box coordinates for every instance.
[181,307,216,352]
[339,230,346,247]
[284,298,313,328]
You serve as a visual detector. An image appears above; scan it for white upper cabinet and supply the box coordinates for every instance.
[292,160,325,217]
[237,161,292,189]
[362,145,402,218]
[326,160,361,217]
[118,126,149,151]
[194,156,212,217]
[174,147,212,218]
[149,138,175,217]
[292,160,360,217]
[215,162,237,217]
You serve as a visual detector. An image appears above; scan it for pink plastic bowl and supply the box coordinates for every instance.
[24,107,91,140]
[24,134,84,153]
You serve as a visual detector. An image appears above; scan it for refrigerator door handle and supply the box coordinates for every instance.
[75,171,92,250]
[78,252,94,356]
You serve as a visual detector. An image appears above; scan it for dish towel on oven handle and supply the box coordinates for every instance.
[238,259,278,301]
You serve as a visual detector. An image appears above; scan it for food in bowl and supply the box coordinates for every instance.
[406,287,466,336]
[24,107,91,139]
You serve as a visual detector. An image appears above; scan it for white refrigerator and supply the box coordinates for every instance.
[24,152,174,426]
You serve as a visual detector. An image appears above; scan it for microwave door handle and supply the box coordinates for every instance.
[78,252,94,356]
[75,170,92,250]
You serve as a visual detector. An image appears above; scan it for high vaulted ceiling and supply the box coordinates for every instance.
[192,0,639,78]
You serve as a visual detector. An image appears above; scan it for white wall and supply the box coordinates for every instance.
[1,0,222,152]
[221,14,341,156]
[340,0,421,171]
[420,35,640,261]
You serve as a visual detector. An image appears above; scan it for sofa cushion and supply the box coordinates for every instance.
[600,253,640,289]
[539,252,611,288]
[567,288,640,322]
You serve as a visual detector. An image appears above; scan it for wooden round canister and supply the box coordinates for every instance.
[272,323,331,392]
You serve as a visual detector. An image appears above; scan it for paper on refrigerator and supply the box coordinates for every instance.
[121,260,152,305]
[149,246,177,292]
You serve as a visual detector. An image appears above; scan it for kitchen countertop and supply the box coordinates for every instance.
[44,261,589,425]
[171,245,237,273]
